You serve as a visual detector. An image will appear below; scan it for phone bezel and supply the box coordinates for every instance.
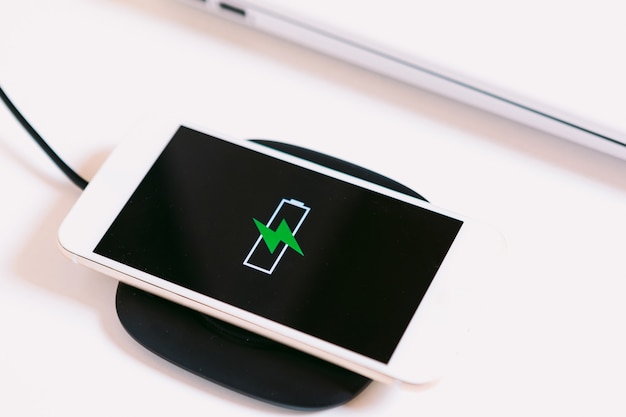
[58,119,491,385]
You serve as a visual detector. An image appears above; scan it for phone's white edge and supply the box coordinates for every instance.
[179,0,626,160]
[58,118,498,385]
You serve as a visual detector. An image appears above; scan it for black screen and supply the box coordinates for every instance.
[95,127,462,363]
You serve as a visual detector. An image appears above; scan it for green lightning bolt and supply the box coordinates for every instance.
[253,218,304,256]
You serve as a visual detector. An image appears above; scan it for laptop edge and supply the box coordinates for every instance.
[182,0,626,161]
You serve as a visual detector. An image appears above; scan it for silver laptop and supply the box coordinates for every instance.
[182,0,626,161]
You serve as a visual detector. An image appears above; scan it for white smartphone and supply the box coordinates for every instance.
[58,120,497,385]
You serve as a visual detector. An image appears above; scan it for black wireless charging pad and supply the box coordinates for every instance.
[115,140,427,411]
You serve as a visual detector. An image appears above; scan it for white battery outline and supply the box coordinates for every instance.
[243,198,311,274]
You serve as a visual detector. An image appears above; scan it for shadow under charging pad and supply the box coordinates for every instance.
[115,140,426,411]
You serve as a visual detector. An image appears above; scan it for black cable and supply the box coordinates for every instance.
[0,85,89,190]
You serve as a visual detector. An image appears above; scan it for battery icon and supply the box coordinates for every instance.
[244,198,311,274]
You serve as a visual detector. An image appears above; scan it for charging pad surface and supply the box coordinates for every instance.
[115,140,426,410]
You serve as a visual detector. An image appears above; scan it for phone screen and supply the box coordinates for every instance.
[94,126,462,363]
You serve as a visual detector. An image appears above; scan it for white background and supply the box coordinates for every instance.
[0,1,625,415]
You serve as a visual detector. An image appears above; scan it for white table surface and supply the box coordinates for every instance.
[1,1,625,415]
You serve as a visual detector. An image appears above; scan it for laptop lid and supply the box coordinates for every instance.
[184,0,626,160]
